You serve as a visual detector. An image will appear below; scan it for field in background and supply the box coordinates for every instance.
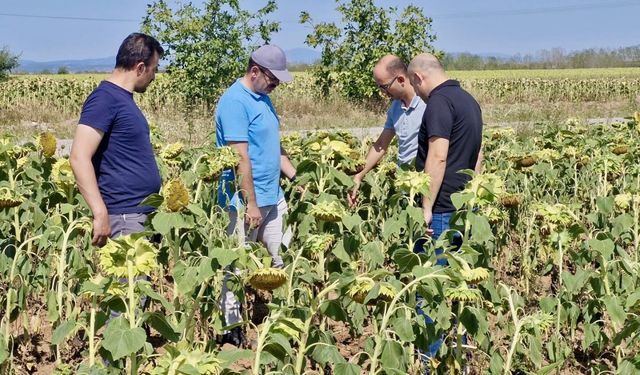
[2,68,639,145]
[449,67,640,79]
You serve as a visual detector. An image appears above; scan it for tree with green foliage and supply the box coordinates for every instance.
[300,0,440,101]
[142,0,280,111]
[0,47,19,81]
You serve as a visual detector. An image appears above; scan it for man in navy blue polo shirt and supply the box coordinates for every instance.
[408,53,483,364]
[215,44,297,346]
[409,53,483,247]
[70,33,164,245]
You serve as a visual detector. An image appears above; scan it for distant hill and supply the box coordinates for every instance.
[15,48,321,73]
[16,57,115,73]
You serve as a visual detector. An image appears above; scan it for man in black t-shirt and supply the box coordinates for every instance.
[407,53,482,362]
[408,53,483,241]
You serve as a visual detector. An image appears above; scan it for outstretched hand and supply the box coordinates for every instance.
[347,174,362,208]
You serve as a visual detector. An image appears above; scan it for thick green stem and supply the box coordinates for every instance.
[294,315,314,374]
[294,281,339,375]
[573,163,578,198]
[286,242,307,306]
[3,236,41,347]
[89,296,96,367]
[634,202,639,264]
[194,180,204,204]
[554,239,563,363]
[252,318,274,375]
[184,282,208,342]
[55,223,76,364]
[172,227,181,307]
[8,167,20,243]
[503,285,521,375]
[369,271,449,375]
[455,301,466,367]
[127,260,138,375]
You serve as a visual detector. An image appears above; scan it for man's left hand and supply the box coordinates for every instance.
[423,206,434,237]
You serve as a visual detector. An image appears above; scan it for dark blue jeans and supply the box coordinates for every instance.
[414,211,463,360]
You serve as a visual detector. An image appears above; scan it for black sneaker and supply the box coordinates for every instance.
[221,327,246,347]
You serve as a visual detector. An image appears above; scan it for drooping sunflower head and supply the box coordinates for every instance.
[310,201,345,222]
[348,277,396,305]
[198,147,240,182]
[160,142,184,160]
[247,267,288,291]
[459,267,491,285]
[445,286,483,302]
[611,144,628,155]
[303,234,335,259]
[395,170,431,197]
[36,132,57,158]
[163,179,189,212]
[377,161,397,177]
[517,155,537,168]
[51,158,75,193]
[500,193,522,208]
[216,146,240,169]
[98,235,158,278]
[0,187,23,209]
[489,127,515,140]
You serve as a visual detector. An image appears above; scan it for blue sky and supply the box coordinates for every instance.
[1,0,638,61]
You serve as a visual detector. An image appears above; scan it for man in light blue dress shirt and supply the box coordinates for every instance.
[348,55,426,205]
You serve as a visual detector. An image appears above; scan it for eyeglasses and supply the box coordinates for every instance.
[377,76,398,91]
[257,65,279,84]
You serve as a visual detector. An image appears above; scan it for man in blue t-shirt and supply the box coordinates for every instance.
[70,33,164,245]
[347,55,426,206]
[215,44,297,346]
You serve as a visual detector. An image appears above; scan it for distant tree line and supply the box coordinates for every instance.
[442,45,640,70]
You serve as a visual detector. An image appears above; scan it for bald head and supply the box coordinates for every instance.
[407,53,444,76]
[407,53,447,99]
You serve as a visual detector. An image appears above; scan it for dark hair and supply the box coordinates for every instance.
[115,33,164,70]
[386,56,408,75]
[247,57,260,73]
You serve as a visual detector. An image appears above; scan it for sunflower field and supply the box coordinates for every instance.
[2,113,640,374]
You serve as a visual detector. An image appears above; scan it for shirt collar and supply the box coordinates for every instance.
[237,78,264,100]
[429,79,460,98]
[400,95,422,111]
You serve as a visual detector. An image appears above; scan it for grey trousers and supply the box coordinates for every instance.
[109,213,147,238]
[221,198,289,326]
